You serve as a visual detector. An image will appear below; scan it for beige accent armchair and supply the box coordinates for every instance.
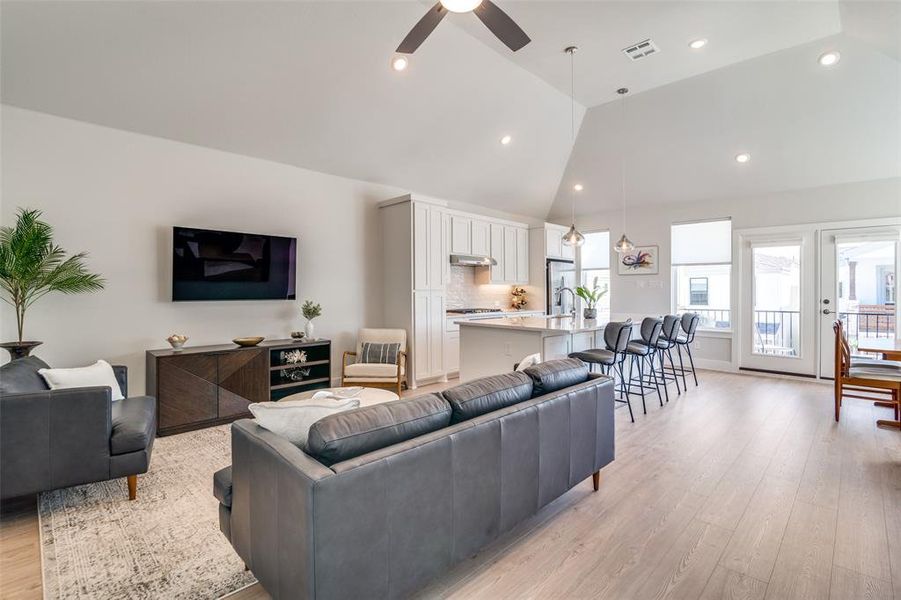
[341,329,407,396]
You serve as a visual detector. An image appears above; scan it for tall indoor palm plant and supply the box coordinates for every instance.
[0,208,105,358]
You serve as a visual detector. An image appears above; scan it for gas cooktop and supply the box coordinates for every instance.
[447,308,503,314]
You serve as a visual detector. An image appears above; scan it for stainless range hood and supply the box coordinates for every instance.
[449,254,497,267]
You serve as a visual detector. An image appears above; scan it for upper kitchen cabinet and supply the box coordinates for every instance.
[489,223,506,284]
[413,202,447,290]
[516,227,529,283]
[477,222,529,285]
[471,219,490,256]
[450,216,472,254]
[545,223,575,260]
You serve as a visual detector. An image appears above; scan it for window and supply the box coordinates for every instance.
[689,278,709,305]
[578,231,611,317]
[671,219,732,329]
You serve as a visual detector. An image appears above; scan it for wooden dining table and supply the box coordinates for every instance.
[857,337,901,429]
[858,337,901,361]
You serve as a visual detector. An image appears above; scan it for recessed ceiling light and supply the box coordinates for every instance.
[573,183,584,192]
[500,135,512,145]
[818,51,840,67]
[391,55,409,72]
[735,153,751,164]
[689,39,708,50]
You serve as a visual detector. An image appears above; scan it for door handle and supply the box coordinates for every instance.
[822,309,833,315]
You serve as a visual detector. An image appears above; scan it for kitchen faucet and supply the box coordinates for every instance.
[555,287,576,318]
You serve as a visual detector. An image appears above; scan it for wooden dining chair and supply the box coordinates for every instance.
[833,320,901,425]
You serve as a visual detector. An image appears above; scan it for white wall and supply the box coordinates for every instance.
[552,177,901,367]
[0,106,410,394]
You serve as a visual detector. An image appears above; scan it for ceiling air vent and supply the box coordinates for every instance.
[622,39,659,61]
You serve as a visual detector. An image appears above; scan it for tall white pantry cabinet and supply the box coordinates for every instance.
[380,195,447,388]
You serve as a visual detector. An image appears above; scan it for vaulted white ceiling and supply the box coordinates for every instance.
[455,0,843,106]
[548,31,901,218]
[0,1,580,219]
[2,1,898,220]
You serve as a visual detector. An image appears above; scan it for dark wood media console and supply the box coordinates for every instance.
[147,338,332,436]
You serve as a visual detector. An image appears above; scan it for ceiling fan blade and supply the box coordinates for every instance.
[473,0,531,52]
[396,3,447,54]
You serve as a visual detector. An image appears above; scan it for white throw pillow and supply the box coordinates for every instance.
[249,397,360,449]
[38,359,124,401]
[515,353,542,371]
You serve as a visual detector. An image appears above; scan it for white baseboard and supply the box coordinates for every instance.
[692,358,736,372]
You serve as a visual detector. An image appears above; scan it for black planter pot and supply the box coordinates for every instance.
[0,341,43,361]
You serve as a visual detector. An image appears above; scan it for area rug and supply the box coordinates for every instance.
[39,425,257,599]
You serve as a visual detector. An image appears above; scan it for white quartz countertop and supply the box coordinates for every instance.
[446,310,544,320]
[458,315,608,334]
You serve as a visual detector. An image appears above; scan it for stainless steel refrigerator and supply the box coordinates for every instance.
[546,258,576,316]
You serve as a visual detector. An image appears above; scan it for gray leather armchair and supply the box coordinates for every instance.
[0,356,156,501]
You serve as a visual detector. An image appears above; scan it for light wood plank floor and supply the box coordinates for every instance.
[2,371,899,600]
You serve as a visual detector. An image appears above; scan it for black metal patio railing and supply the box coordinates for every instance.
[674,308,896,357]
[675,308,731,330]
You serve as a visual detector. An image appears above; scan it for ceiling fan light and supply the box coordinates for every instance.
[390,55,409,71]
[439,0,483,13]
[562,224,585,247]
[614,234,635,254]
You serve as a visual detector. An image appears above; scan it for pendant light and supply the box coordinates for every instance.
[561,45,585,247]
[613,87,635,254]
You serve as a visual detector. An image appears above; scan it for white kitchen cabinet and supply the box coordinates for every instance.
[503,226,517,282]
[446,331,460,373]
[516,227,529,284]
[471,219,490,256]
[413,202,446,291]
[545,228,562,260]
[413,290,446,381]
[545,225,575,260]
[413,204,430,289]
[429,207,446,289]
[489,223,506,284]
[380,195,450,388]
[450,216,472,254]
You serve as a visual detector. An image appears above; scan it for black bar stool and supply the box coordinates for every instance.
[674,312,701,387]
[570,320,634,422]
[625,317,664,414]
[655,314,683,400]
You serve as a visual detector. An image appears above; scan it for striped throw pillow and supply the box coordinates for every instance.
[358,342,401,365]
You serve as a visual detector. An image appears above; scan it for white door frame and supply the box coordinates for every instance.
[732,217,901,378]
[736,226,818,376]
[818,220,901,378]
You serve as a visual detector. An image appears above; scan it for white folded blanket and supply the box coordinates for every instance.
[249,394,361,449]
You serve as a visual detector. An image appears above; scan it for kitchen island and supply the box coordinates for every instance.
[458,315,609,381]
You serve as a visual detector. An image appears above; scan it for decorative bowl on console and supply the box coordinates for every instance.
[290,331,306,341]
[232,336,265,347]
[166,334,188,350]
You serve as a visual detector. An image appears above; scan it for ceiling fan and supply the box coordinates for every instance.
[397,0,531,54]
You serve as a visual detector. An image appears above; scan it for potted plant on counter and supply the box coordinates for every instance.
[575,277,607,320]
[0,208,105,359]
[301,300,322,340]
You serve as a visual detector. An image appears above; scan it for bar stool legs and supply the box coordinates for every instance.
[685,343,699,386]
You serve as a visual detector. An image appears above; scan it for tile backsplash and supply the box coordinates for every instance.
[446,266,514,309]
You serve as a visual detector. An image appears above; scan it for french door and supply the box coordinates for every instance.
[738,229,818,376]
[818,225,900,378]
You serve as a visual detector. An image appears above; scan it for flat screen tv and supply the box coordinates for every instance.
[172,226,296,301]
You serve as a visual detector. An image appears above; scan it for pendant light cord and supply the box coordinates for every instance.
[570,48,576,226]
[619,89,627,235]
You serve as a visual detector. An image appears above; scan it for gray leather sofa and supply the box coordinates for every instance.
[0,356,156,501]
[215,358,615,599]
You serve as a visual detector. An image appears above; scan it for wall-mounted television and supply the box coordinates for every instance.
[172,226,296,301]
